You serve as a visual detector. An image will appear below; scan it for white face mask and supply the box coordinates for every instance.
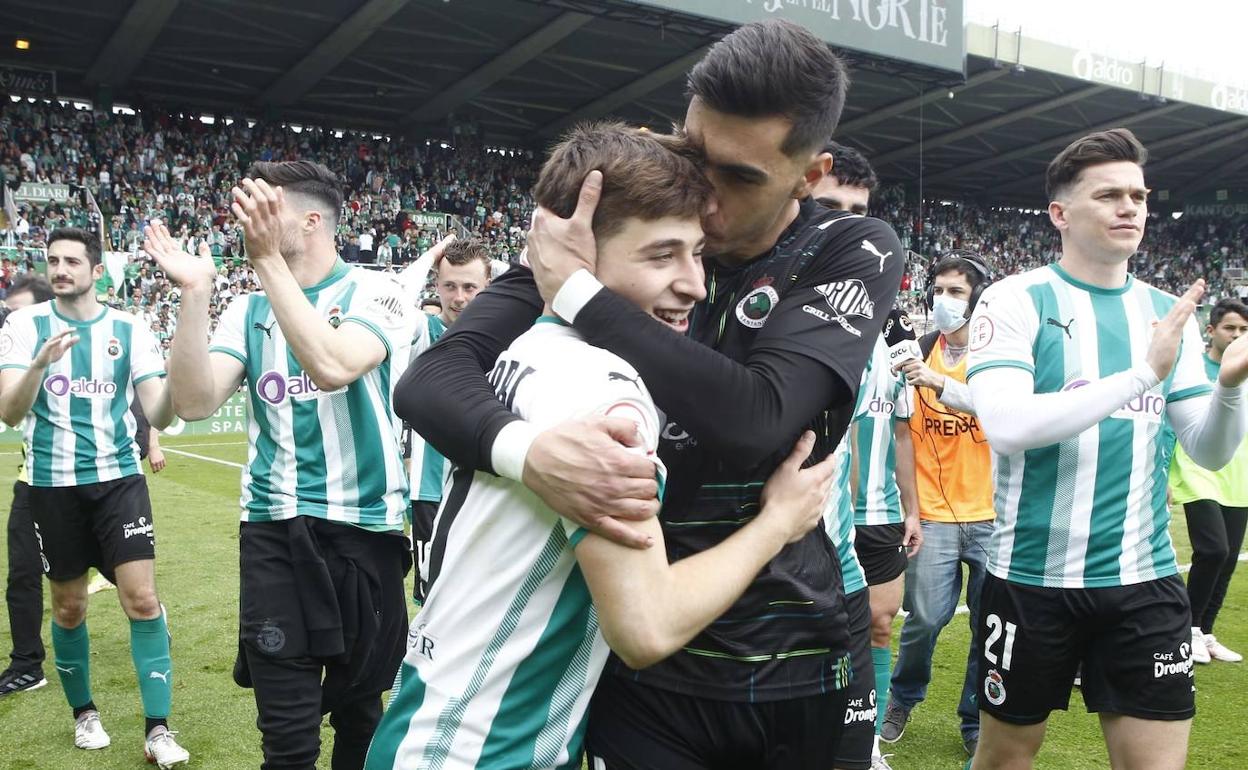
[932,294,969,334]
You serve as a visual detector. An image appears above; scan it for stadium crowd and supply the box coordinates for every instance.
[2,18,1248,770]
[1,96,535,271]
[7,95,1248,341]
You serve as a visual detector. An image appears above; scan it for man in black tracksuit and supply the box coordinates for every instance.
[0,273,54,698]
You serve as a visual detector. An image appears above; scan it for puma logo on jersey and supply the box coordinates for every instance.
[253,321,276,339]
[1046,317,1074,339]
[861,239,892,273]
[149,670,170,684]
[608,371,642,392]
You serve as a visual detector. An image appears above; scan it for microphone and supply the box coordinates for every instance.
[882,307,920,370]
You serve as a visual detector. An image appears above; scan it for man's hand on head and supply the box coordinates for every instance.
[231,178,287,264]
[425,233,457,270]
[528,170,601,307]
[522,413,661,549]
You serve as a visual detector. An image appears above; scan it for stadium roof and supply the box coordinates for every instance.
[4,0,1247,207]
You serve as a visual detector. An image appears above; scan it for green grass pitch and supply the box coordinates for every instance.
[0,435,1246,768]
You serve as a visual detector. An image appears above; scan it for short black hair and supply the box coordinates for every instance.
[7,272,53,303]
[687,19,849,157]
[47,227,102,267]
[1045,128,1148,201]
[1210,298,1248,327]
[932,250,990,289]
[245,160,343,228]
[823,142,878,191]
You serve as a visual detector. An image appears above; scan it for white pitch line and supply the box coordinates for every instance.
[0,440,247,456]
[163,447,245,469]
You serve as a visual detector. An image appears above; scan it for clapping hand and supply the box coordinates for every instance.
[231,178,287,264]
[144,222,217,292]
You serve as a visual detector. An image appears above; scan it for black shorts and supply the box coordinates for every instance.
[585,673,849,770]
[28,475,155,582]
[976,573,1195,724]
[853,523,907,586]
[410,500,438,603]
[836,588,877,770]
[234,518,411,708]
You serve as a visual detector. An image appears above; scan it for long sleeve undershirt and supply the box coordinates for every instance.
[969,365,1247,469]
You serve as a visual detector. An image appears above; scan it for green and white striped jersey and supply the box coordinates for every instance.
[409,314,448,503]
[853,335,913,526]
[824,355,874,596]
[366,319,664,770]
[0,301,165,487]
[966,264,1211,588]
[209,261,416,529]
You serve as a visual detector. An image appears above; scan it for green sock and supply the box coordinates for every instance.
[130,615,173,719]
[51,620,93,710]
[872,645,892,733]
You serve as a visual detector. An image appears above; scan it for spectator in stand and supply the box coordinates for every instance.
[358,228,375,264]
[4,95,1247,347]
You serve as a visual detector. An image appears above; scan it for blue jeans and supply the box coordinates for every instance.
[889,519,994,739]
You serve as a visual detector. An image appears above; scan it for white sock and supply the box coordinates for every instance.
[873,734,882,757]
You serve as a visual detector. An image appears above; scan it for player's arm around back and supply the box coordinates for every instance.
[575,431,834,670]
[551,216,904,467]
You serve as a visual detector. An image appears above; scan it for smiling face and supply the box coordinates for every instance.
[1049,160,1148,265]
[594,215,707,334]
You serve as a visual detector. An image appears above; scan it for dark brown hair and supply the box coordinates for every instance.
[824,141,878,191]
[1210,298,1248,328]
[533,121,712,242]
[687,20,849,157]
[245,160,343,227]
[439,237,492,281]
[1045,128,1148,200]
[47,227,102,267]
[7,272,53,303]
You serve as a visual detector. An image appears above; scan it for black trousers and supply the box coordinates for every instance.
[241,646,382,770]
[235,519,410,770]
[1183,499,1248,634]
[5,481,44,672]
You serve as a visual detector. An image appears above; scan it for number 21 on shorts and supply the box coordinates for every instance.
[984,613,1017,671]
